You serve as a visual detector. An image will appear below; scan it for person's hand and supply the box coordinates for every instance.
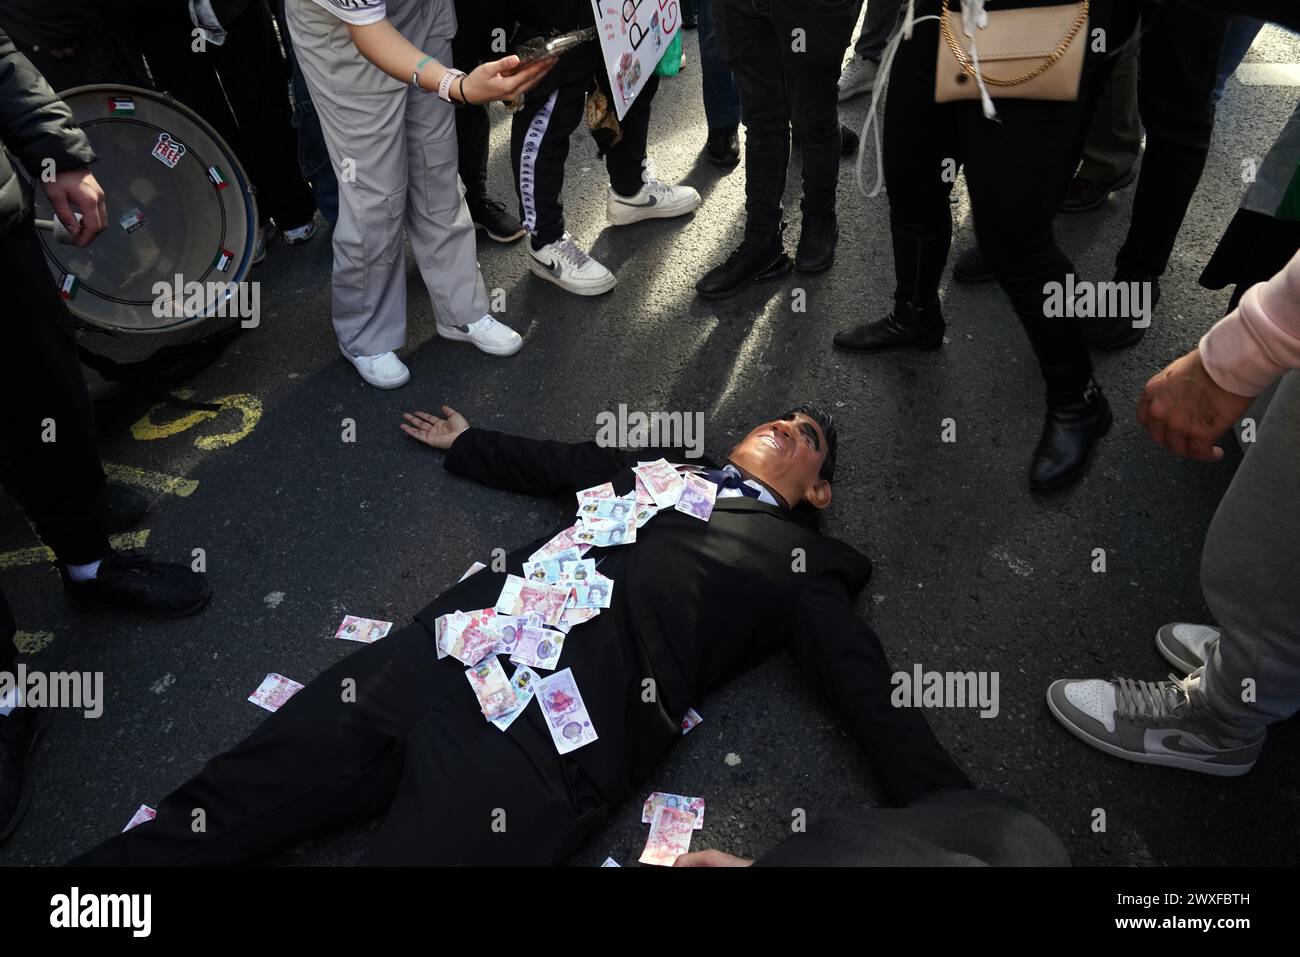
[460,54,556,105]
[42,168,106,249]
[400,405,470,450]
[673,849,754,867]
[1137,348,1253,462]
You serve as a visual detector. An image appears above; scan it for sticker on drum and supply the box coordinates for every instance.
[30,84,258,334]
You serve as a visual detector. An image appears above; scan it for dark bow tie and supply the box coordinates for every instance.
[700,467,762,499]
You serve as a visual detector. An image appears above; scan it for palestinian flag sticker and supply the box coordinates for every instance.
[119,207,146,233]
[59,273,79,300]
[207,165,229,190]
[107,96,136,115]
[214,248,234,273]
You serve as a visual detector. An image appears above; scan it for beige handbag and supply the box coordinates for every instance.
[934,1,1091,104]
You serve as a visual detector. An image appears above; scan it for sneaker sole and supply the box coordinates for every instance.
[527,257,617,296]
[695,254,793,301]
[436,325,523,357]
[1155,626,1214,676]
[1045,684,1256,777]
[474,222,527,244]
[0,708,51,844]
[606,199,702,227]
[338,343,410,389]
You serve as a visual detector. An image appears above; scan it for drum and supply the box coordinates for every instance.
[32,84,257,335]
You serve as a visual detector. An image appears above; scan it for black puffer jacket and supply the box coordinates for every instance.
[0,27,95,238]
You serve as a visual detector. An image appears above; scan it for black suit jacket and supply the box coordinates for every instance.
[414,428,970,808]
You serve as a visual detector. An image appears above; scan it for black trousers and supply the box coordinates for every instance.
[0,219,110,567]
[73,623,608,865]
[451,0,506,201]
[715,0,861,240]
[0,586,15,673]
[883,0,1133,403]
[135,0,316,231]
[511,70,659,247]
[1118,2,1228,278]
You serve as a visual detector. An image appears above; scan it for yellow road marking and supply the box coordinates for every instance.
[103,462,199,498]
[14,631,54,655]
[131,391,263,450]
[0,529,151,571]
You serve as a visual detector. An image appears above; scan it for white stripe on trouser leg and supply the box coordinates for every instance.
[519,89,559,236]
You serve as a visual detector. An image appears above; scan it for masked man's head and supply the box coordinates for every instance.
[727,404,837,511]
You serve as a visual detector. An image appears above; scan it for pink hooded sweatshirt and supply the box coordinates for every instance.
[1199,250,1300,397]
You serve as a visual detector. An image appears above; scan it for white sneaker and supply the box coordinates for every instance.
[607,164,702,226]
[1156,623,1221,676]
[437,315,523,357]
[838,55,878,101]
[527,234,617,296]
[338,344,410,389]
[284,222,317,245]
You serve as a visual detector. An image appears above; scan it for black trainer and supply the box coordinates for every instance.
[696,236,793,300]
[1059,166,1137,214]
[706,127,741,166]
[0,706,50,844]
[952,245,995,284]
[1087,272,1160,351]
[796,214,838,274]
[467,195,526,243]
[61,551,212,617]
[833,300,945,353]
[99,483,149,533]
[1029,385,1112,492]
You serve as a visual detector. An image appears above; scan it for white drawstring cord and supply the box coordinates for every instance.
[960,0,999,120]
[856,0,938,198]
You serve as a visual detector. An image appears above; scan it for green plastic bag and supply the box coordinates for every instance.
[655,30,683,77]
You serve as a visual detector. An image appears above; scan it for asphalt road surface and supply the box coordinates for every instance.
[3,23,1298,868]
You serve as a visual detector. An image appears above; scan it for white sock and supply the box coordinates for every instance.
[66,559,102,582]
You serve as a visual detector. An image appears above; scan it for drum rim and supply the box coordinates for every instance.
[40,83,260,335]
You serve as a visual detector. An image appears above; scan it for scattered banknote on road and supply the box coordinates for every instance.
[122,805,156,832]
[459,561,487,582]
[681,707,703,734]
[334,615,392,644]
[248,673,304,712]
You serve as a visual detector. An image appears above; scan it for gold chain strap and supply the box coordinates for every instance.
[940,1,1090,87]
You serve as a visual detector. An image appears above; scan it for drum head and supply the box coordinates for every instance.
[33,84,257,334]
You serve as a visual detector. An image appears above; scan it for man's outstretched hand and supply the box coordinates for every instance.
[400,405,470,450]
[42,168,106,249]
[673,849,754,867]
[1137,348,1253,462]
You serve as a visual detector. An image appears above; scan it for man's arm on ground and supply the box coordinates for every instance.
[788,568,973,806]
[443,427,689,498]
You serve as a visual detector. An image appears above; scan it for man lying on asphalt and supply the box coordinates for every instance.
[76,403,973,865]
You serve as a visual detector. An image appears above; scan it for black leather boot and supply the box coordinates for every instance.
[833,300,945,352]
[1028,384,1113,492]
[795,214,838,274]
[696,229,792,300]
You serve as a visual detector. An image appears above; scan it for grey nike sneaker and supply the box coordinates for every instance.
[526,233,616,296]
[1045,673,1264,777]
[1155,622,1220,675]
[607,161,701,226]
